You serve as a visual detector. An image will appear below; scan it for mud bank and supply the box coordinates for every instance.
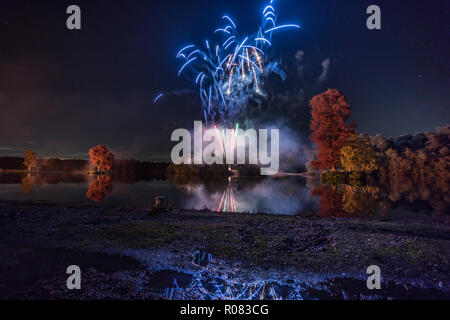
[0,200,449,299]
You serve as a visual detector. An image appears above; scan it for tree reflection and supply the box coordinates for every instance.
[312,184,380,218]
[379,175,449,216]
[86,175,113,202]
[21,174,35,194]
[311,185,344,217]
[340,185,379,216]
[313,174,448,218]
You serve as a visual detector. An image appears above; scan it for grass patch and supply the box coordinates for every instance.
[92,221,182,248]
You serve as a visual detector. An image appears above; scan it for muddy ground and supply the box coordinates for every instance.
[0,200,449,299]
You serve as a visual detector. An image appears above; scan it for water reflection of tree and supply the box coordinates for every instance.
[311,185,344,217]
[312,184,380,217]
[313,174,448,218]
[379,174,449,216]
[86,175,113,202]
[340,185,379,216]
[21,174,35,194]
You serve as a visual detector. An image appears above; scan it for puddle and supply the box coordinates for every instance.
[145,269,449,300]
[147,270,193,289]
[0,245,143,299]
[192,251,212,267]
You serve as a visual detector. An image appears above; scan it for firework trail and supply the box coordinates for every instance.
[153,93,164,103]
[156,0,300,124]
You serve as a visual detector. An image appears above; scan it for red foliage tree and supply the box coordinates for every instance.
[309,89,356,171]
[89,145,114,172]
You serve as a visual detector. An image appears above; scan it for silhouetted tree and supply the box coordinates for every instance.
[309,89,356,171]
[89,145,114,172]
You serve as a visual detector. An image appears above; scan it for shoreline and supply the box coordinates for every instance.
[0,200,449,299]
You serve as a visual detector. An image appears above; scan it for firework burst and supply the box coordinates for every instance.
[157,0,300,124]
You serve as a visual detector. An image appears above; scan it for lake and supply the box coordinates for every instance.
[0,172,447,221]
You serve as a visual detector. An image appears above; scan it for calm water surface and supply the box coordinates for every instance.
[0,172,448,220]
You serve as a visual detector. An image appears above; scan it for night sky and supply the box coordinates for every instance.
[0,0,449,161]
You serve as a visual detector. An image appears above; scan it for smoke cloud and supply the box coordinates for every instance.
[317,58,331,84]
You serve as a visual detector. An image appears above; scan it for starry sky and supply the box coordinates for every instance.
[0,0,449,161]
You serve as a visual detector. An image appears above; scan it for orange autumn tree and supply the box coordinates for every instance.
[89,145,114,172]
[309,89,356,171]
[23,149,37,172]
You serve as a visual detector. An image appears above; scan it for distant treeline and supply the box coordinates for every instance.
[0,157,23,170]
[166,163,230,178]
[319,125,449,188]
[370,126,449,178]
[112,160,169,181]
[0,157,170,179]
[313,127,450,217]
[0,157,87,172]
[39,158,88,172]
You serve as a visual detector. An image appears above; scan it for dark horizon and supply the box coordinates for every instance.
[0,0,449,161]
